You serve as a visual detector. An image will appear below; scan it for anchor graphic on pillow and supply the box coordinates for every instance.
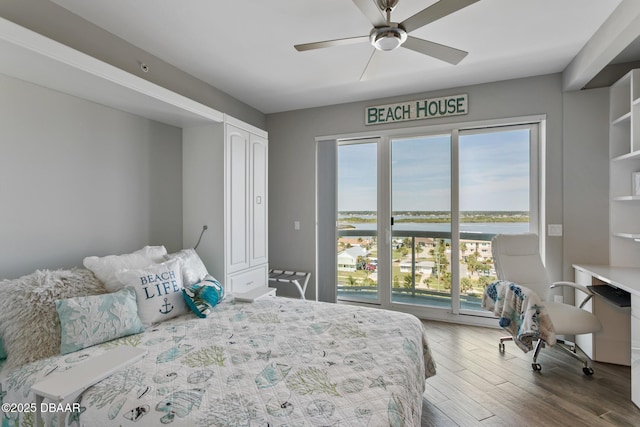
[159,297,174,315]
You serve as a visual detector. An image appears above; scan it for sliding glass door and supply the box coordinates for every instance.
[336,139,379,302]
[457,125,538,312]
[390,134,452,308]
[333,120,541,318]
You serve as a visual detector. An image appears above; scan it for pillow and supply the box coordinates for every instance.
[0,269,107,371]
[116,259,188,326]
[56,287,144,354]
[182,275,225,318]
[0,334,6,361]
[164,248,208,286]
[83,245,167,292]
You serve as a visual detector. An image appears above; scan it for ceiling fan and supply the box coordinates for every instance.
[294,0,479,79]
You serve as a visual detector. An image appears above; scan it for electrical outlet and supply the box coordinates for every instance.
[294,221,300,231]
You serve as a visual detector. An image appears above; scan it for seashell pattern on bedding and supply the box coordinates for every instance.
[1,296,436,426]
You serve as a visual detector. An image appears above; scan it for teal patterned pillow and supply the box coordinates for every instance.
[182,275,225,318]
[56,287,144,354]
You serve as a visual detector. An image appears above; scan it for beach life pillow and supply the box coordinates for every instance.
[163,248,208,286]
[116,259,189,326]
[56,287,144,354]
[83,245,167,292]
[182,275,225,318]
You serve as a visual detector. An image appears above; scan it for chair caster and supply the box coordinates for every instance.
[531,363,542,372]
[498,342,505,352]
[582,366,594,376]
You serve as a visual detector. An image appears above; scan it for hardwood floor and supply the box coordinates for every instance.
[420,320,640,426]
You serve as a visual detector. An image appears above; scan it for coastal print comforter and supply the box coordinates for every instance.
[1,297,436,426]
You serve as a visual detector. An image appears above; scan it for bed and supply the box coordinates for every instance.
[0,248,436,427]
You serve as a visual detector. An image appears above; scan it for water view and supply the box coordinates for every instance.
[336,127,533,311]
[337,211,529,309]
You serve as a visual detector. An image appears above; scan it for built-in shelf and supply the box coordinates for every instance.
[0,17,223,128]
[610,69,640,262]
[612,150,640,162]
[613,232,640,241]
[613,195,640,201]
[612,112,632,125]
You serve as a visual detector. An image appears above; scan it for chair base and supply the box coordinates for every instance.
[498,336,594,375]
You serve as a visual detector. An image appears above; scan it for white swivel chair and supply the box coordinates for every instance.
[491,233,602,375]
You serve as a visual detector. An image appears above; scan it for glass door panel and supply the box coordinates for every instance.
[458,126,533,311]
[390,134,451,307]
[336,140,378,302]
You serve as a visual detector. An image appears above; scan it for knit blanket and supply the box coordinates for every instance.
[482,280,556,352]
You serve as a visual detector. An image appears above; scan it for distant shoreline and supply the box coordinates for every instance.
[339,211,528,224]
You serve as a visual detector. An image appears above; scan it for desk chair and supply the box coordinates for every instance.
[491,233,602,375]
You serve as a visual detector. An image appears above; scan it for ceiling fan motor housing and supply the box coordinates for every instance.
[370,25,407,51]
[377,0,400,12]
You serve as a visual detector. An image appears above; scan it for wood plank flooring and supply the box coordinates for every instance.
[420,320,640,426]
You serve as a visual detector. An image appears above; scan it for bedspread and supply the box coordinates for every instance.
[1,297,435,426]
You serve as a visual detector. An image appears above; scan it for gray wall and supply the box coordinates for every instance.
[562,88,610,279]
[0,74,183,280]
[267,74,578,300]
[0,0,266,130]
[0,2,612,300]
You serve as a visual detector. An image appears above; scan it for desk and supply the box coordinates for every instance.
[573,264,640,408]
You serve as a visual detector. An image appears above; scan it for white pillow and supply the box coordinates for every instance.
[116,259,189,326]
[164,248,208,286]
[83,246,167,292]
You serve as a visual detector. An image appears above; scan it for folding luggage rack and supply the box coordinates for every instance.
[268,269,310,299]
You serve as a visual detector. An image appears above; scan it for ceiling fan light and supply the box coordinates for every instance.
[370,27,407,51]
[375,33,401,51]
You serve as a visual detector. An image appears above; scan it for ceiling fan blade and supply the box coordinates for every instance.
[359,49,379,81]
[401,0,480,33]
[352,0,387,27]
[403,36,468,65]
[295,35,369,52]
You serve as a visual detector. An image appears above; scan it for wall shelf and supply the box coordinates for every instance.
[613,233,640,241]
[612,151,640,161]
[613,195,640,201]
[610,69,640,261]
[612,112,632,125]
[0,17,223,128]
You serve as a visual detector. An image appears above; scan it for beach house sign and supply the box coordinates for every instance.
[365,94,468,125]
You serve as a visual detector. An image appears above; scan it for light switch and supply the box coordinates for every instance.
[294,221,300,230]
[548,224,563,237]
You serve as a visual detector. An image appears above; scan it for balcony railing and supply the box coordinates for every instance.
[337,228,498,310]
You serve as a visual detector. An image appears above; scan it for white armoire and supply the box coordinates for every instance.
[183,115,269,296]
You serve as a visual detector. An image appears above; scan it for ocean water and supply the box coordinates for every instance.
[346,222,529,234]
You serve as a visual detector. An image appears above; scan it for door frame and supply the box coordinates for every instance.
[318,114,546,326]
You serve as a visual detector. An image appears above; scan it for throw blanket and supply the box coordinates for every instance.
[482,280,556,352]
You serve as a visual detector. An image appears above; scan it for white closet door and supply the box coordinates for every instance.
[250,133,268,266]
[226,124,250,273]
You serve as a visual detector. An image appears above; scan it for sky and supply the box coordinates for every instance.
[337,128,530,212]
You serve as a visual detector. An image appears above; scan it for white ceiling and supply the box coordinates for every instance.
[51,0,623,114]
